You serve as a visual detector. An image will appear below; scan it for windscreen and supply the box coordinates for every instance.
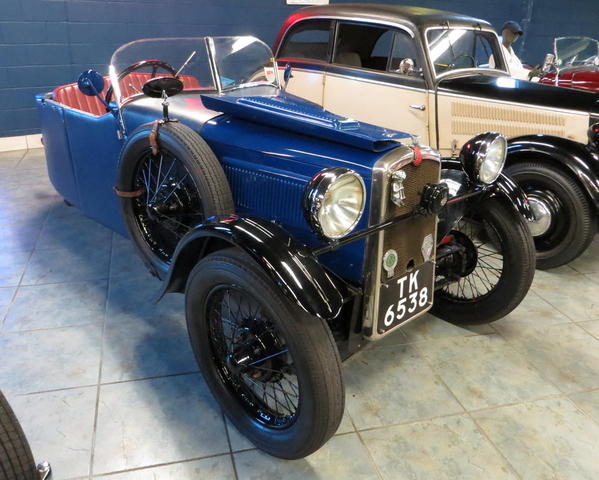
[109,36,278,104]
[110,37,215,103]
[426,28,506,76]
[555,37,599,67]
[209,36,279,91]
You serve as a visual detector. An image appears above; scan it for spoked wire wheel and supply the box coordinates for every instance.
[432,198,535,324]
[118,121,234,277]
[206,286,299,428]
[185,249,344,459]
[439,217,504,301]
[132,148,204,264]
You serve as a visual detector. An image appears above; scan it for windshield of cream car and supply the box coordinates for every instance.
[555,37,599,67]
[426,28,506,76]
[109,36,278,104]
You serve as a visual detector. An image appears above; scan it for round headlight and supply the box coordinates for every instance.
[304,168,366,239]
[459,132,507,185]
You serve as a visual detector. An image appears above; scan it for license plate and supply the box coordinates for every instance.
[377,262,434,334]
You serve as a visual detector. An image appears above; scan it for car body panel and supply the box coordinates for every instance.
[540,66,599,92]
[274,4,599,156]
[37,85,409,285]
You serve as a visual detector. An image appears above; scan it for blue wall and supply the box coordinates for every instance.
[1,0,598,137]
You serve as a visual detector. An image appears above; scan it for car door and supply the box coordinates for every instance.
[322,22,430,143]
[276,19,334,106]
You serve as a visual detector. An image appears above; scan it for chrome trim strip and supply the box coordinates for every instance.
[206,37,222,93]
[325,69,427,93]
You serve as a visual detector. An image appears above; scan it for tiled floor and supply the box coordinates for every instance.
[1,148,599,479]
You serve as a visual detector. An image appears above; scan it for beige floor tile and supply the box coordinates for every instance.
[9,387,96,479]
[344,344,463,429]
[93,374,229,475]
[491,289,571,335]
[578,319,599,340]
[361,414,517,480]
[532,271,599,321]
[234,433,379,480]
[417,334,559,410]
[568,235,599,274]
[504,323,599,393]
[400,312,494,342]
[473,398,599,480]
[569,389,599,426]
[94,456,235,480]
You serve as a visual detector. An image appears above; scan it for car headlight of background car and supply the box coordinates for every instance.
[459,132,507,185]
[588,121,599,150]
[304,167,366,239]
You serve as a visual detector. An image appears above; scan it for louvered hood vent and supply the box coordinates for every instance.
[450,101,567,138]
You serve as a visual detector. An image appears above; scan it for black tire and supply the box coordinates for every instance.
[506,161,596,269]
[185,248,344,459]
[432,198,536,325]
[118,121,234,277]
[0,390,37,480]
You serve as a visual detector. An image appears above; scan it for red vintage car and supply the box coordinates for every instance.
[538,36,599,92]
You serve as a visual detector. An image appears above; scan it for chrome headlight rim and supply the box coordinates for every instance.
[459,132,507,185]
[304,167,366,240]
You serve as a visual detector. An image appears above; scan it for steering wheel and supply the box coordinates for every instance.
[448,54,477,69]
[105,59,178,105]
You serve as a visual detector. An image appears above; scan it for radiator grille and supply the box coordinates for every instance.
[451,101,567,138]
[224,165,306,226]
[380,158,439,280]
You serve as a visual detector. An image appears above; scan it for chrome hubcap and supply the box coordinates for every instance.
[527,194,553,237]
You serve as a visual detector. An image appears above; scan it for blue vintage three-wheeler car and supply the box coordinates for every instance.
[36,36,535,458]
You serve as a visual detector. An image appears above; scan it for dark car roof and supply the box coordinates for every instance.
[280,3,492,32]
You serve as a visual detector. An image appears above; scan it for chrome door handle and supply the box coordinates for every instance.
[409,104,426,111]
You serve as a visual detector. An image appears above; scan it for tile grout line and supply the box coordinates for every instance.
[89,451,234,478]
[410,339,524,480]
[0,197,50,331]
[88,234,114,480]
[483,319,568,396]
[221,413,240,480]
[353,428,385,480]
[11,370,203,398]
[531,283,592,323]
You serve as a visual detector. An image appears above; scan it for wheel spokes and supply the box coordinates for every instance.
[207,287,299,427]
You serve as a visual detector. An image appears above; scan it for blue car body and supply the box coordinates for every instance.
[36,86,411,285]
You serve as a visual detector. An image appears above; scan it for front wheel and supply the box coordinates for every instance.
[432,198,536,325]
[505,161,596,269]
[185,248,344,459]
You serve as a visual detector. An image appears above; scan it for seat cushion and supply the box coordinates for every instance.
[52,73,201,116]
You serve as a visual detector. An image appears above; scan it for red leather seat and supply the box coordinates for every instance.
[52,73,201,116]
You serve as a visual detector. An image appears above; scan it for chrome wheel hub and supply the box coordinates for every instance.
[527,194,553,237]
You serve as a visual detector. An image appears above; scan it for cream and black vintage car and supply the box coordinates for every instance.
[274,3,599,269]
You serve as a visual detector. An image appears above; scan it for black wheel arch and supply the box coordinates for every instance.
[441,159,535,225]
[506,135,599,212]
[159,215,346,320]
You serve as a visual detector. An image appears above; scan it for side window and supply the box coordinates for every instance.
[278,20,332,62]
[474,34,494,68]
[389,31,421,76]
[333,23,393,71]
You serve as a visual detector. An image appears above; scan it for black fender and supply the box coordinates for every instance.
[507,135,599,211]
[159,215,345,320]
[441,160,534,225]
